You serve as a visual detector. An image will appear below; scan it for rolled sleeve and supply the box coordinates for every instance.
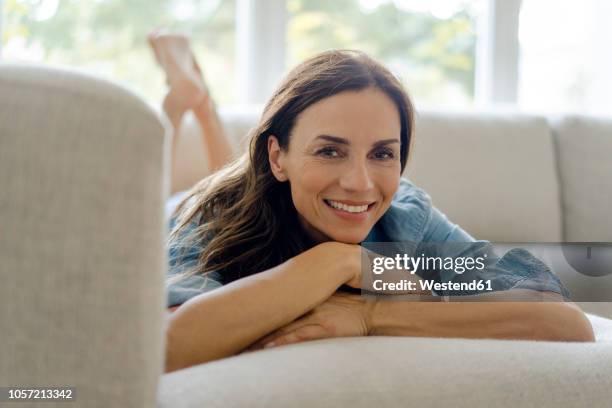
[419,205,572,301]
[167,270,224,308]
[166,211,224,308]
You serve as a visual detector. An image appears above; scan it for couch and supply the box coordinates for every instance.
[1,64,611,407]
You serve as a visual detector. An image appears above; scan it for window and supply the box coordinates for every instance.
[4,1,608,122]
[287,0,481,108]
[2,0,236,104]
[518,0,612,115]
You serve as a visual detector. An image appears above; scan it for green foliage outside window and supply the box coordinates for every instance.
[3,0,236,104]
[287,0,478,106]
[3,0,477,107]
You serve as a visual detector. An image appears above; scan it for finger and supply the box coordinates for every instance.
[245,315,317,351]
[244,331,281,352]
[267,324,328,348]
[244,327,297,351]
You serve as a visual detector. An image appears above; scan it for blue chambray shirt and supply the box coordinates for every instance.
[165,178,571,307]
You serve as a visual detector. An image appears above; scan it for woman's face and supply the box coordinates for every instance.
[268,87,402,244]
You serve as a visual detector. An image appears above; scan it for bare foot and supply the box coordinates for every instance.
[147,29,210,129]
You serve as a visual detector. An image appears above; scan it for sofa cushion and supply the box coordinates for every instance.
[171,106,261,193]
[405,111,563,242]
[551,115,612,241]
[158,333,612,408]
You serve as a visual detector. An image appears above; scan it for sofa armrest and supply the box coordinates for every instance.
[0,64,168,406]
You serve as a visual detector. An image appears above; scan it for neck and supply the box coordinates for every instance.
[297,215,331,246]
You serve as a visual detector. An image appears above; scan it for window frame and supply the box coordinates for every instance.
[0,0,3,56]
[474,0,522,106]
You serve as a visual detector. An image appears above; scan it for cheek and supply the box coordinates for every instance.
[291,162,334,202]
[375,166,401,204]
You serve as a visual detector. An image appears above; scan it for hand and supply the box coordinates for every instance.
[242,292,374,351]
[310,241,363,289]
[310,242,429,294]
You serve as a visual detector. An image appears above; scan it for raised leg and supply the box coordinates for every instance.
[147,29,235,176]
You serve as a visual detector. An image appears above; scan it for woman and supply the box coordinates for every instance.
[148,32,595,374]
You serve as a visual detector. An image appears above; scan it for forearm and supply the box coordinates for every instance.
[193,100,234,171]
[165,243,355,372]
[369,291,595,342]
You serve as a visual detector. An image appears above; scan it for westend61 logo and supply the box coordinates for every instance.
[360,241,612,302]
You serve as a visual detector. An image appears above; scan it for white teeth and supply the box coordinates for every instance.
[326,200,369,213]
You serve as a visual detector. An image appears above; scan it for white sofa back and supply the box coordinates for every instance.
[552,115,612,242]
[173,107,612,243]
[406,111,562,242]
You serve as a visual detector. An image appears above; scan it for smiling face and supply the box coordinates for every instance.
[268,87,402,244]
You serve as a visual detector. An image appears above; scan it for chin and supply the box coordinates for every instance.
[325,230,369,244]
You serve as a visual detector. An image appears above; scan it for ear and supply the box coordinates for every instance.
[268,135,288,182]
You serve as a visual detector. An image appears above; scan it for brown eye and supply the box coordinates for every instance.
[316,146,343,158]
[372,148,395,160]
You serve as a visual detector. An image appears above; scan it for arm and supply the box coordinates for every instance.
[242,289,594,350]
[369,290,595,342]
[164,241,361,373]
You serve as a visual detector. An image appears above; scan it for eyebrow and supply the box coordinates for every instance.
[314,134,400,147]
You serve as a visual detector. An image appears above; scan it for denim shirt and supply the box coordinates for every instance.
[362,179,571,300]
[165,178,571,307]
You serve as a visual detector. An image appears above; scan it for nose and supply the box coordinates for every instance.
[338,157,374,192]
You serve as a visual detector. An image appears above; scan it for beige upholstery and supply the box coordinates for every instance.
[2,64,611,407]
[171,107,257,193]
[0,64,168,407]
[159,335,612,408]
[406,111,563,242]
[548,115,612,318]
[551,115,612,241]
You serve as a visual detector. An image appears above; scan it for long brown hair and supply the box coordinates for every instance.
[167,49,415,287]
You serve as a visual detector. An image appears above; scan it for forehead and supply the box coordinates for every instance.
[290,87,401,146]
